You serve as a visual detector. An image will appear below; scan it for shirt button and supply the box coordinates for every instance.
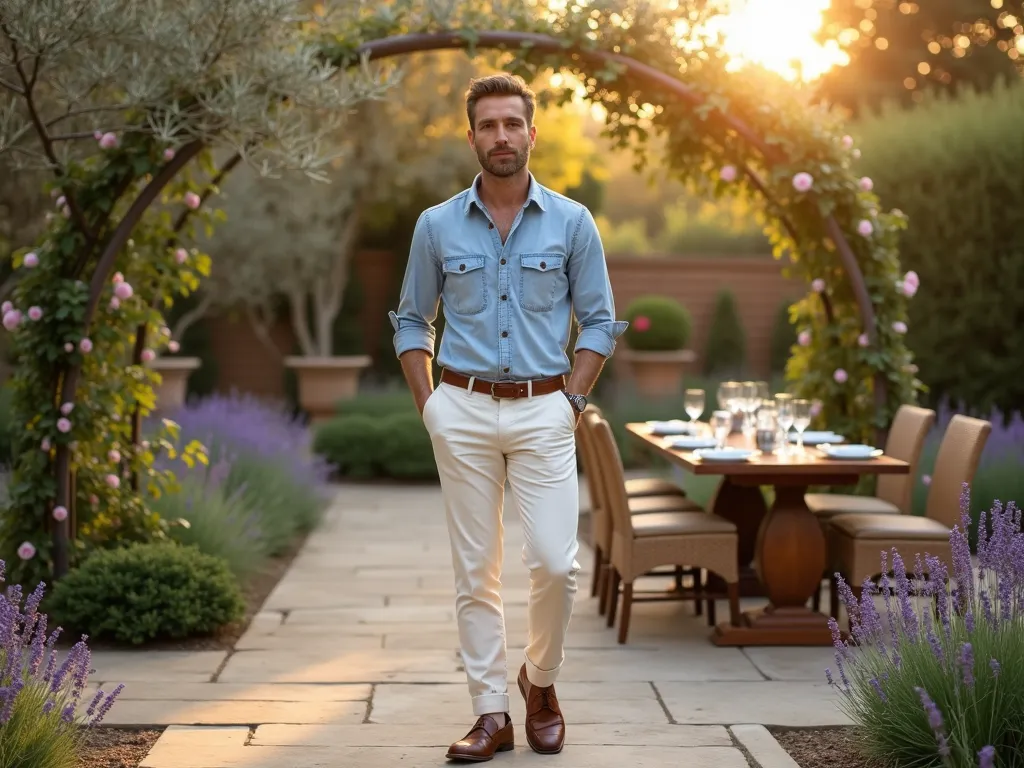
[500,258,506,265]
[459,264,466,271]
[501,294,507,301]
[540,261,546,269]
[503,367,510,373]
[488,223,494,229]
[501,331,508,338]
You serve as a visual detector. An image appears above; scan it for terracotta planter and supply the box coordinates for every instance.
[617,349,697,398]
[148,356,202,412]
[285,355,372,423]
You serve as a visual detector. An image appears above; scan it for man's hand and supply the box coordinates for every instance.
[399,350,435,417]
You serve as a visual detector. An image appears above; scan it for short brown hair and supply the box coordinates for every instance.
[465,73,536,131]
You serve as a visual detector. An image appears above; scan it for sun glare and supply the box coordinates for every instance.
[710,0,849,81]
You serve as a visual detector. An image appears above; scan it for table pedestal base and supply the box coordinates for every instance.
[712,606,835,646]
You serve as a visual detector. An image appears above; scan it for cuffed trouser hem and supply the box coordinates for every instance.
[524,651,562,688]
[472,692,510,716]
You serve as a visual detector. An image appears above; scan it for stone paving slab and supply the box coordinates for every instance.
[108,682,372,701]
[252,722,734,748]
[104,698,366,726]
[217,648,464,684]
[657,681,851,726]
[90,651,226,683]
[742,646,837,682]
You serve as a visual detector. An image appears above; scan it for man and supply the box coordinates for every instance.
[388,72,627,761]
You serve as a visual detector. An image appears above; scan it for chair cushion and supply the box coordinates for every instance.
[632,511,735,538]
[805,493,900,517]
[628,495,705,515]
[624,477,687,498]
[830,513,950,541]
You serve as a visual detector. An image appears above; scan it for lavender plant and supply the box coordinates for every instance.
[828,484,1024,767]
[0,560,122,767]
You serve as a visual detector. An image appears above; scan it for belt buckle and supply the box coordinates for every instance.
[490,381,518,400]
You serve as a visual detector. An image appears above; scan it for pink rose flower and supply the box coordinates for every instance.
[2,310,21,331]
[720,165,737,182]
[168,341,180,353]
[57,417,71,433]
[163,148,175,161]
[841,135,854,149]
[811,279,826,293]
[109,298,120,310]
[892,321,907,334]
[141,349,156,363]
[833,368,848,384]
[112,272,124,283]
[858,333,870,347]
[89,494,99,506]
[859,177,873,192]
[52,506,68,522]
[64,342,73,353]
[93,131,103,140]
[175,248,188,264]
[184,191,201,210]
[798,330,811,346]
[1,302,11,314]
[902,270,919,298]
[17,542,36,560]
[114,282,133,300]
[105,473,120,489]
[921,474,932,486]
[98,132,118,149]
[60,402,73,415]
[27,306,42,321]
[810,400,823,417]
[633,315,651,332]
[61,205,70,218]
[79,338,93,353]
[55,196,66,208]
[857,220,874,237]
[41,438,50,451]
[23,252,39,268]
[109,449,121,463]
[792,172,814,193]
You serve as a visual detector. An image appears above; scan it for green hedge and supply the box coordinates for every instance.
[703,289,747,377]
[622,295,693,351]
[315,407,438,481]
[854,78,1024,415]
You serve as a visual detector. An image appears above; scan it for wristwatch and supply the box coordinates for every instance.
[564,392,588,413]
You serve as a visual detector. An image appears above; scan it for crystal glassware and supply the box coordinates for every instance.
[717,381,741,411]
[792,398,811,452]
[710,410,732,449]
[776,396,794,456]
[684,389,705,427]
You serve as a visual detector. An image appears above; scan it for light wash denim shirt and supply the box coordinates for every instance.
[389,173,628,382]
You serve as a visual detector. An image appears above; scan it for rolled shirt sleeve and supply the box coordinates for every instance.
[567,207,628,357]
[389,211,442,357]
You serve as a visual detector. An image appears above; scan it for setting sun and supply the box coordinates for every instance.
[709,0,850,81]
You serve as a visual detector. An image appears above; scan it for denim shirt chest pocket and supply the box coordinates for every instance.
[518,253,566,312]
[442,255,488,315]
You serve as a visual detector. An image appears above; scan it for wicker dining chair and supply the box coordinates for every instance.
[808,404,936,611]
[576,408,704,615]
[589,416,741,644]
[826,414,991,621]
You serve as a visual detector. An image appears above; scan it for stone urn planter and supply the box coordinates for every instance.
[285,355,372,423]
[148,356,202,412]
[617,348,697,398]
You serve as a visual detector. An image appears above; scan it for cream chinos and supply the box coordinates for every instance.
[421,379,581,716]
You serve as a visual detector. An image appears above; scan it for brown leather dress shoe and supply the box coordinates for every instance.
[445,714,514,762]
[517,664,565,754]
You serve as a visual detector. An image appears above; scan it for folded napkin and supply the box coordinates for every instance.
[646,420,697,436]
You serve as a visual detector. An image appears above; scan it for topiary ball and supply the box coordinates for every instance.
[623,295,693,352]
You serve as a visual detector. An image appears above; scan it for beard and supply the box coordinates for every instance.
[478,144,529,177]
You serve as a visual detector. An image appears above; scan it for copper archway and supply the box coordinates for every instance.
[354,31,888,435]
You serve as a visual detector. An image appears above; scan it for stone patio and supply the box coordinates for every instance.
[86,481,851,766]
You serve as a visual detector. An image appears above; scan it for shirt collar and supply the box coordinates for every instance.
[463,171,547,215]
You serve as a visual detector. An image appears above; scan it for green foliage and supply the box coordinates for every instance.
[854,79,1024,416]
[0,683,80,768]
[703,290,747,377]
[335,390,417,418]
[152,475,265,581]
[0,381,13,467]
[48,542,245,646]
[623,295,693,351]
[769,299,797,375]
[313,408,438,481]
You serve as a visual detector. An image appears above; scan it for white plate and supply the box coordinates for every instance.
[818,444,883,460]
[692,448,756,462]
[667,436,718,450]
[790,431,845,445]
[646,420,697,436]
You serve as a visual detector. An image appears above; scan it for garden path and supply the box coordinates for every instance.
[88,480,851,767]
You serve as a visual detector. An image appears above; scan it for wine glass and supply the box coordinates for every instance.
[755,381,770,405]
[792,399,811,453]
[717,381,740,411]
[684,389,705,428]
[776,395,794,456]
[710,410,732,450]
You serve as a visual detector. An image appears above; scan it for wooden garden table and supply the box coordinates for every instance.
[625,422,909,646]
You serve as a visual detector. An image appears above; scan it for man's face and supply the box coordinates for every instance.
[468,95,536,178]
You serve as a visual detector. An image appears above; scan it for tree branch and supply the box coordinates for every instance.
[0,77,24,94]
[171,293,213,341]
[246,304,286,359]
[288,287,317,357]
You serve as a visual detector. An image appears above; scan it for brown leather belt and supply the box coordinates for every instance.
[440,369,565,399]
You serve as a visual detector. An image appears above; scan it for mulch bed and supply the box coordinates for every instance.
[77,728,165,767]
[771,727,881,768]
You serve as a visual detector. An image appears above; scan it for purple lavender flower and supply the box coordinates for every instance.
[978,745,996,768]
[870,678,887,702]
[85,689,105,719]
[923,610,945,667]
[828,618,851,690]
[959,642,975,687]
[990,658,1000,678]
[90,683,124,725]
[893,551,919,639]
[915,687,950,757]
